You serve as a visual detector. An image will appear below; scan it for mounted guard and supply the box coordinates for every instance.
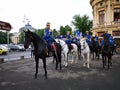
[64,31,73,51]
[43,22,54,56]
[56,31,62,39]
[84,31,92,51]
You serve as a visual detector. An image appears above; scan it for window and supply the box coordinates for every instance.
[100,2,103,6]
[113,31,120,36]
[114,8,120,22]
[99,10,105,24]
[116,0,119,3]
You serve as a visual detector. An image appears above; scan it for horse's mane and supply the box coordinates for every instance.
[31,32,44,42]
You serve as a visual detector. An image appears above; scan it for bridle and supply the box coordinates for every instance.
[81,41,87,51]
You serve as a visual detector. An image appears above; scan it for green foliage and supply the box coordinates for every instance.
[19,31,24,44]
[52,29,57,38]
[60,25,72,35]
[72,14,93,34]
[0,31,12,44]
[35,29,44,38]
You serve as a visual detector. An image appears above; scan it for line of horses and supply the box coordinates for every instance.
[24,30,113,79]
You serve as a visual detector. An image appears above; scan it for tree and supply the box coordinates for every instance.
[65,25,72,34]
[72,14,93,34]
[35,29,44,38]
[60,25,72,35]
[52,29,57,38]
[0,31,12,44]
[19,31,24,44]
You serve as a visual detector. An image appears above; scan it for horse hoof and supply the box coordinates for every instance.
[87,66,90,68]
[35,75,37,79]
[83,63,86,67]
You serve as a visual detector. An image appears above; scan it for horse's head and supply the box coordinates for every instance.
[80,38,87,50]
[24,30,32,49]
[55,39,62,45]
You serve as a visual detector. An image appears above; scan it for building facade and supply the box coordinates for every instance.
[90,0,120,39]
[11,32,20,44]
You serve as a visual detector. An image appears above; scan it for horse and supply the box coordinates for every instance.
[24,30,47,79]
[101,40,112,69]
[55,38,78,66]
[24,30,61,79]
[80,38,91,68]
[51,42,62,70]
[91,37,100,60]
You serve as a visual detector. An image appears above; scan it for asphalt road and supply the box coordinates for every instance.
[0,54,120,90]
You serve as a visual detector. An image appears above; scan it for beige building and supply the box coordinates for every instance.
[90,0,120,39]
[11,32,20,44]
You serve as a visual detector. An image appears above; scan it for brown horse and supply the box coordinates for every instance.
[101,40,113,69]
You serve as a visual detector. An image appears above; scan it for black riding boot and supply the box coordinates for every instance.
[47,44,53,57]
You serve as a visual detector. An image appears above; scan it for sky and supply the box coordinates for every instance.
[0,0,92,33]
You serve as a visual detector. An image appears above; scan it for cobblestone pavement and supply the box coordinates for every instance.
[0,54,120,90]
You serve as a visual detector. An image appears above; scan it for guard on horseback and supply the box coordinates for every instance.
[100,31,112,46]
[64,31,73,51]
[56,31,62,39]
[43,22,54,56]
[84,31,92,51]
[94,33,99,43]
[100,31,115,54]
[72,31,81,48]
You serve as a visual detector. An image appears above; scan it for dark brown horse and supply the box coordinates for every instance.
[24,30,62,79]
[101,40,112,69]
[24,30,48,79]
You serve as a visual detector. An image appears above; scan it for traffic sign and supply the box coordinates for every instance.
[0,21,12,31]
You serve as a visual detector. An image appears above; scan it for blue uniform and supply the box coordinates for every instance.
[101,33,111,41]
[100,34,114,47]
[72,37,79,45]
[100,40,104,47]
[85,34,92,46]
[85,34,91,41]
[108,36,114,47]
[94,36,99,43]
[56,35,62,39]
[65,34,72,44]
[43,28,53,45]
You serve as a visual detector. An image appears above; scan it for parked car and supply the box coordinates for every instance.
[9,44,19,51]
[0,45,8,55]
[15,45,26,51]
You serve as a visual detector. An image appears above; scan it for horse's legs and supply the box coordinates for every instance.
[56,60,58,70]
[59,54,62,70]
[53,57,55,64]
[108,56,110,69]
[35,57,39,79]
[87,53,90,68]
[105,56,107,66]
[42,57,47,79]
[75,52,78,63]
[92,52,94,60]
[65,53,68,66]
[71,52,74,64]
[55,55,58,70]
[82,54,86,67]
[102,54,105,68]
[62,53,65,66]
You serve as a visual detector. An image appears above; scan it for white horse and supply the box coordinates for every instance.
[80,38,91,68]
[55,38,78,66]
